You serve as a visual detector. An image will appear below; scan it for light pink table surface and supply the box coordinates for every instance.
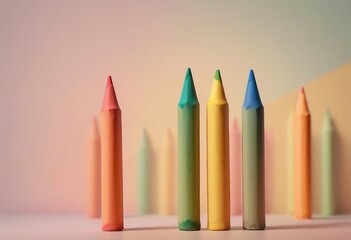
[1,214,350,239]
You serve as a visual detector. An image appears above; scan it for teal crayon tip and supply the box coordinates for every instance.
[186,67,191,76]
[178,68,199,108]
[243,69,263,109]
[214,69,222,81]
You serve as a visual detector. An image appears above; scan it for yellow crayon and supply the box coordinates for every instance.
[207,70,230,230]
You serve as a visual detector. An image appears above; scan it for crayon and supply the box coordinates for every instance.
[242,69,265,230]
[264,129,273,213]
[294,88,311,219]
[207,69,230,230]
[100,76,124,231]
[178,68,201,231]
[137,129,151,215]
[230,118,241,215]
[86,118,101,218]
[321,111,334,216]
[159,128,176,215]
[287,109,294,214]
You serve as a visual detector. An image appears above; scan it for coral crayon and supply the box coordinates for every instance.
[100,76,124,231]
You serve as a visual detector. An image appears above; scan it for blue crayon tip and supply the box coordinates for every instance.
[243,69,263,109]
[178,68,199,108]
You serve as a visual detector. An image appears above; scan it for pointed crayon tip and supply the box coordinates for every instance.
[208,69,227,103]
[140,129,149,148]
[186,67,191,76]
[178,68,199,108]
[90,117,100,140]
[232,117,239,133]
[214,69,222,81]
[323,110,333,132]
[295,87,309,114]
[107,75,113,87]
[142,128,147,136]
[249,69,254,76]
[165,127,174,146]
[166,127,173,138]
[102,76,120,110]
[287,108,294,125]
[243,69,263,109]
[325,110,330,117]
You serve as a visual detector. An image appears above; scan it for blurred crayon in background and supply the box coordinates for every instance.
[138,129,152,215]
[294,88,311,219]
[158,128,176,215]
[86,118,101,218]
[286,109,294,215]
[321,111,334,216]
[230,118,241,216]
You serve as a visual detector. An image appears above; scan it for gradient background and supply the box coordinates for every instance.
[0,0,350,214]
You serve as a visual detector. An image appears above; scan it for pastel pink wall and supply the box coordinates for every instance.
[1,0,351,214]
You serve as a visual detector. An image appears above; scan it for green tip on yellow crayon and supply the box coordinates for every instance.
[214,69,222,81]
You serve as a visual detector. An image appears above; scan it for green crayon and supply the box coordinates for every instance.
[321,111,334,216]
[178,68,200,231]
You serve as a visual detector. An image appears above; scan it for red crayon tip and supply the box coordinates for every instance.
[102,76,120,110]
[296,87,309,114]
[107,75,113,86]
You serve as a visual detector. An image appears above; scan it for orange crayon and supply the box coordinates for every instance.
[100,76,124,231]
[86,118,101,218]
[294,88,311,219]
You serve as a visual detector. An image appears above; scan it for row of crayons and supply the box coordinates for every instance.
[87,68,329,231]
[286,102,334,217]
[177,69,265,230]
[135,110,334,217]
[136,103,334,217]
